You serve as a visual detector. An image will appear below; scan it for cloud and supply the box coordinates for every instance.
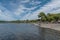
[0,5,16,21]
[0,0,60,20]
[20,6,41,20]
[21,0,30,3]
[14,2,41,18]
[21,0,60,20]
[14,5,25,16]
[0,10,16,21]
[39,0,60,13]
[30,0,41,5]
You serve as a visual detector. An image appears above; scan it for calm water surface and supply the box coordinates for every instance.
[0,23,40,40]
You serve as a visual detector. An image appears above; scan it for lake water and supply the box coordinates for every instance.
[0,23,40,40]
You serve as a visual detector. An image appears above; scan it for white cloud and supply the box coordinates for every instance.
[14,3,40,16]
[20,5,41,20]
[0,10,16,21]
[14,5,27,16]
[39,0,60,13]
[0,5,16,21]
[1,0,60,20]
[21,0,60,20]
[21,8,41,20]
[21,0,30,3]
[30,1,41,5]
[21,11,31,20]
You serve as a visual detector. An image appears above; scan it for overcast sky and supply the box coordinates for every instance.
[0,0,60,21]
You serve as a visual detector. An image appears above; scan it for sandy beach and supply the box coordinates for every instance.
[34,23,60,31]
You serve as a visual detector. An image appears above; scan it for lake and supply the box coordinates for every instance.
[0,23,40,40]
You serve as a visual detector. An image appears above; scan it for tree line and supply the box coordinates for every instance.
[38,12,60,23]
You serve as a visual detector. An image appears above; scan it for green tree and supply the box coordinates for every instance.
[47,13,53,22]
[38,12,47,22]
[57,13,60,20]
[38,12,60,22]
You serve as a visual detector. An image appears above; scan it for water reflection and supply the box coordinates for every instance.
[0,23,40,40]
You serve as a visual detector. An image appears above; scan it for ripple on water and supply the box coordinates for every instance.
[0,23,40,40]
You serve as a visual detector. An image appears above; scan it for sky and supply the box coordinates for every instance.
[0,0,60,21]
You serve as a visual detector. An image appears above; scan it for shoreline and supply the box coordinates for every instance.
[34,23,60,31]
